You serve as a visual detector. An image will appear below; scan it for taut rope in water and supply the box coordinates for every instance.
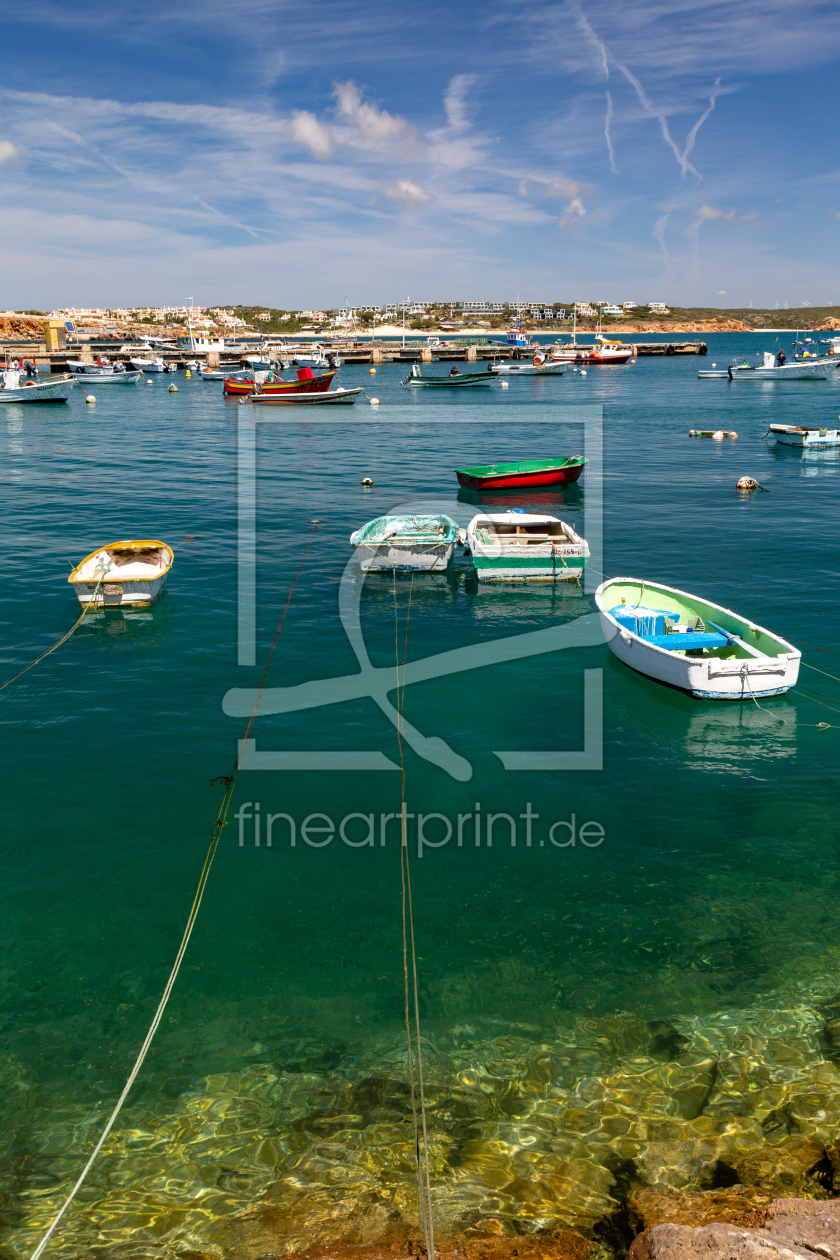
[0,574,106,693]
[392,568,436,1259]
[28,525,317,1260]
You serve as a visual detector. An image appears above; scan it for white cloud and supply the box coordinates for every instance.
[443,74,476,132]
[290,110,333,159]
[381,178,431,208]
[697,203,758,223]
[0,140,20,165]
[333,80,419,153]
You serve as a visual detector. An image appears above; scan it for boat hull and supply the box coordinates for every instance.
[0,376,75,403]
[729,359,838,381]
[355,541,455,572]
[596,577,800,699]
[72,574,168,607]
[456,463,586,490]
[249,387,362,405]
[489,363,565,376]
[472,552,587,581]
[68,370,143,384]
[770,425,840,448]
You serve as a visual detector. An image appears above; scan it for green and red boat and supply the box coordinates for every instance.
[455,456,587,490]
[224,368,335,396]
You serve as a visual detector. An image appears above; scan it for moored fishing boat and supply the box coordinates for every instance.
[489,360,565,376]
[550,335,632,365]
[224,368,336,396]
[248,386,362,405]
[0,368,76,403]
[467,511,589,581]
[68,540,174,607]
[595,576,800,699]
[350,514,462,571]
[728,350,839,380]
[455,457,587,490]
[404,365,493,388]
[129,356,166,373]
[769,423,840,448]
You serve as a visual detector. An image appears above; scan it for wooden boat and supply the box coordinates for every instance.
[769,423,840,448]
[224,368,336,396]
[595,576,800,700]
[728,351,839,380]
[466,511,589,581]
[404,365,493,388]
[69,540,174,607]
[489,361,565,375]
[0,369,75,403]
[350,514,463,571]
[550,335,632,365]
[249,386,362,405]
[455,457,586,490]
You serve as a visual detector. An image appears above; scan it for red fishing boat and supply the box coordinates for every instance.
[455,457,587,490]
[224,367,336,396]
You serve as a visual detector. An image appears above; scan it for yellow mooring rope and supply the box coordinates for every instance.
[0,575,106,693]
[392,568,436,1259]
[29,524,316,1260]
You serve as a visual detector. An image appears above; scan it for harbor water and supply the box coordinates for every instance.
[2,334,840,1258]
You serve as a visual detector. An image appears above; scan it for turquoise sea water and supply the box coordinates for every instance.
[3,335,840,1258]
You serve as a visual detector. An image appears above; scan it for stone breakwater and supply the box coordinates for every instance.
[6,974,840,1260]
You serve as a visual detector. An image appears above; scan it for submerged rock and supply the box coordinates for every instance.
[628,1198,840,1260]
[626,1185,776,1232]
[731,1136,828,1197]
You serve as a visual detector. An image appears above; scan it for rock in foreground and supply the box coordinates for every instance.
[629,1197,840,1260]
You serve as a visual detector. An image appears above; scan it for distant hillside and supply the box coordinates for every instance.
[611,307,840,331]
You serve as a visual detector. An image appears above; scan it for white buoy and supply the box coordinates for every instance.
[169,384,178,392]
[369,397,380,406]
[712,430,725,440]
[146,378,153,385]
[711,363,717,368]
[85,394,96,404]
[361,477,373,486]
[500,380,509,388]
[580,369,587,376]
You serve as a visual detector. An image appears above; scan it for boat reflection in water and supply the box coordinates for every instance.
[456,484,583,511]
[683,702,798,771]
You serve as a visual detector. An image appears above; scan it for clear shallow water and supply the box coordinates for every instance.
[2,336,840,1257]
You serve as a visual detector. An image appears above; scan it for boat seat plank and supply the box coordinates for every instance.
[641,631,729,650]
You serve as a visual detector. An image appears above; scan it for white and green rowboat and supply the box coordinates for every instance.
[466,512,589,581]
[596,576,801,700]
[350,514,463,571]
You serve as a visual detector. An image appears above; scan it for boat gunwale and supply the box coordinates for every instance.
[594,576,799,662]
[69,539,174,585]
[455,456,586,479]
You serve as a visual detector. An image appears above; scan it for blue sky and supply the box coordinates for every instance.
[1,0,840,309]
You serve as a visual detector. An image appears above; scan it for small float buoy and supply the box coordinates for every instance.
[737,476,769,492]
[369,397,380,406]
[630,359,636,365]
[501,380,509,388]
[580,369,587,376]
[729,431,738,439]
[369,368,376,376]
[146,378,153,385]
[712,430,725,440]
[689,429,696,436]
[85,394,96,404]
[310,518,321,524]
[361,477,373,486]
[169,384,178,392]
[711,363,717,368]
[185,369,191,378]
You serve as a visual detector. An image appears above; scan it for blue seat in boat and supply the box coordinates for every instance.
[642,631,729,651]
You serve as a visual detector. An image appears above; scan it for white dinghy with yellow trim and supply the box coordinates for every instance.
[596,576,800,700]
[69,540,174,608]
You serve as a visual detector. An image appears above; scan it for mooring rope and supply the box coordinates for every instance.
[392,568,435,1259]
[0,574,106,693]
[28,524,317,1260]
